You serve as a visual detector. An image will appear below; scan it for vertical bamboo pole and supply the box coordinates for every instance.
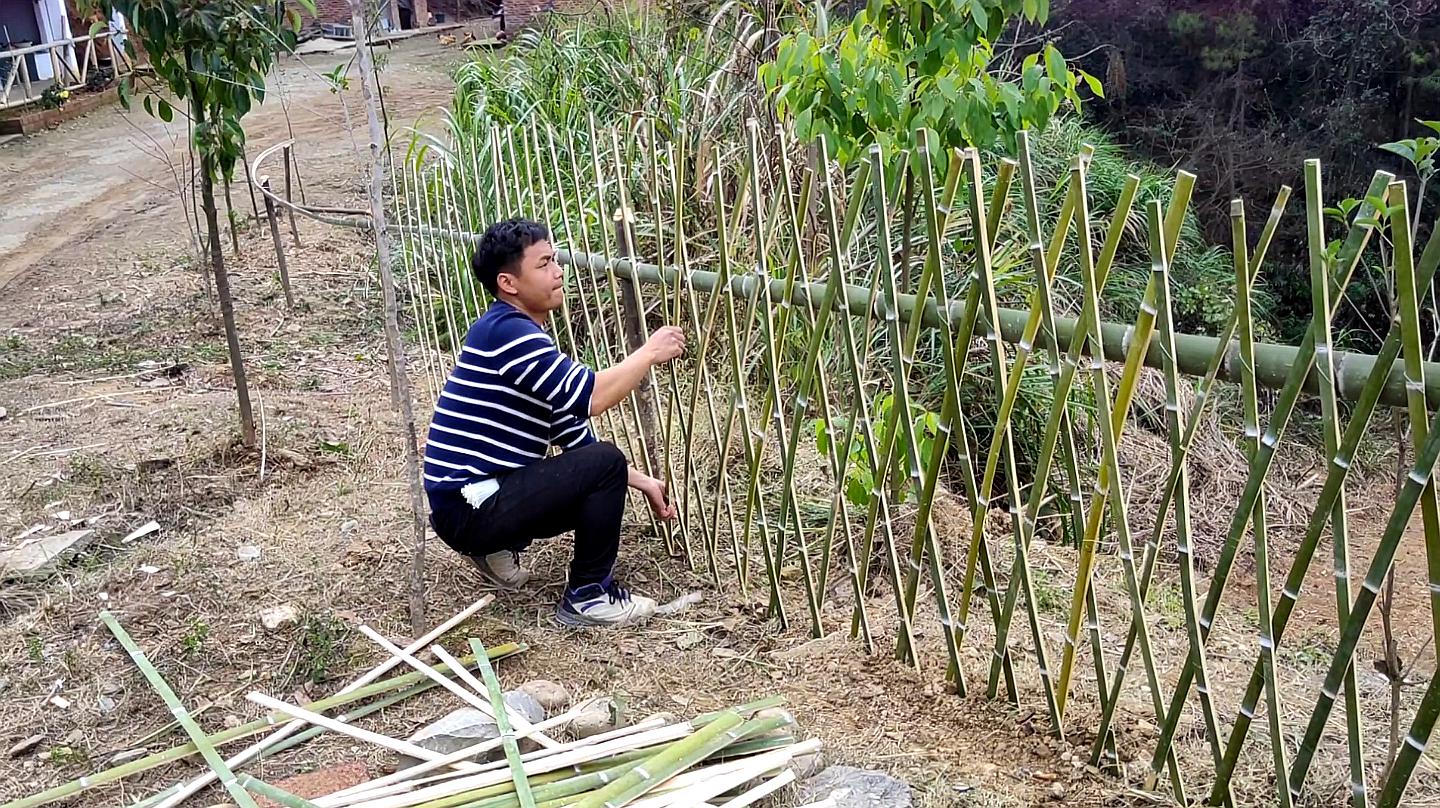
[262,180,296,309]
[1304,160,1368,807]
[1230,197,1292,808]
[283,144,301,245]
[612,209,666,486]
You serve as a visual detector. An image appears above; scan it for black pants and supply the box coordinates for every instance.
[428,442,628,588]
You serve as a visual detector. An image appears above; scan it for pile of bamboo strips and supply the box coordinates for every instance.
[3,596,825,808]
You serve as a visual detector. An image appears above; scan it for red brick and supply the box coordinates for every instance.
[254,761,371,807]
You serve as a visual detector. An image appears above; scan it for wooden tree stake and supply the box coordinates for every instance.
[351,0,428,634]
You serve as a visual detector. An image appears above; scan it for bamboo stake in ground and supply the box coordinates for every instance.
[349,0,429,635]
[262,178,296,308]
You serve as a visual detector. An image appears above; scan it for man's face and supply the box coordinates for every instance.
[497,240,564,314]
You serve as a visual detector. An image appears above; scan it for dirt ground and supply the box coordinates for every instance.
[3,32,1440,808]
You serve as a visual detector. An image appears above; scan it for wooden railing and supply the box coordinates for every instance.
[0,30,134,110]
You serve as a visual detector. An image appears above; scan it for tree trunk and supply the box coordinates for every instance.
[192,91,256,449]
[351,0,429,635]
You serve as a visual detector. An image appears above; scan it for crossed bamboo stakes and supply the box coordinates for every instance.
[396,118,1440,806]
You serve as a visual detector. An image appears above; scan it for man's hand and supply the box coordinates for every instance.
[628,470,677,521]
[644,326,686,366]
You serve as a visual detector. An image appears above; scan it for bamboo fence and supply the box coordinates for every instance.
[394,118,1440,806]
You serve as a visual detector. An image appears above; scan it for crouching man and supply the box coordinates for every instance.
[422,218,685,628]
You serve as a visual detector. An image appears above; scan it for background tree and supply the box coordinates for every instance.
[88,0,313,446]
[759,0,1097,164]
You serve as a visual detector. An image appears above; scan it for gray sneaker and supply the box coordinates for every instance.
[468,550,530,590]
[556,577,657,628]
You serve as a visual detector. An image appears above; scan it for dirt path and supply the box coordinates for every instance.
[0,37,455,296]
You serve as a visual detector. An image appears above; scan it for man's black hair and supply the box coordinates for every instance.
[471,218,551,297]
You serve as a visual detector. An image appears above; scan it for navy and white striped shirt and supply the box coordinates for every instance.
[423,300,596,494]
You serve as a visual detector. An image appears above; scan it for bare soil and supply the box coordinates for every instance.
[2,32,1438,808]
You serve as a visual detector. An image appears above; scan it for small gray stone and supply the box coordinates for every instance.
[517,680,570,712]
[0,530,93,580]
[798,765,913,808]
[569,697,623,739]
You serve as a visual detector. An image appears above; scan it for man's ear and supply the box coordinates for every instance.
[496,271,519,296]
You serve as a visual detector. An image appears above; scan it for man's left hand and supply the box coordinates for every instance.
[632,473,677,521]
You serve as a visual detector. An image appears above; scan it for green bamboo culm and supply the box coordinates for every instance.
[469,638,536,808]
[572,712,747,808]
[99,611,260,808]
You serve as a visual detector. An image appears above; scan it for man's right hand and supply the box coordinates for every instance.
[645,326,686,365]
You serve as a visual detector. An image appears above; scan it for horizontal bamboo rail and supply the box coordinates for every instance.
[564,249,1440,410]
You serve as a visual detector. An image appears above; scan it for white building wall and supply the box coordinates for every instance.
[32,0,73,82]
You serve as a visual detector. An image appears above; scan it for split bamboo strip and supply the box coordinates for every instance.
[247,691,475,764]
[236,774,323,808]
[713,769,796,808]
[319,698,592,805]
[12,644,522,808]
[570,712,746,808]
[356,625,560,748]
[346,724,699,808]
[100,611,261,808]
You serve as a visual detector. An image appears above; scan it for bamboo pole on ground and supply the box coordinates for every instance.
[100,612,261,808]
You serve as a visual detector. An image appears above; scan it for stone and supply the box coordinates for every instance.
[0,530,93,580]
[569,697,623,740]
[791,750,826,780]
[402,695,544,765]
[254,762,370,808]
[259,603,300,630]
[797,766,913,808]
[517,680,570,712]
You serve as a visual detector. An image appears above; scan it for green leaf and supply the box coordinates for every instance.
[1081,70,1104,99]
[157,98,174,123]
[143,95,154,118]
[88,20,106,37]
[1045,46,1066,85]
[1380,140,1419,164]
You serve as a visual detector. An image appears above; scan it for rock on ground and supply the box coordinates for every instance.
[401,692,545,765]
[569,696,623,739]
[517,679,570,711]
[0,530,92,580]
[797,765,913,808]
